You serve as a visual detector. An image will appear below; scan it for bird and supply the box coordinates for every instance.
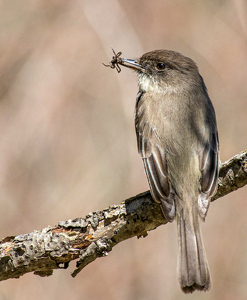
[105,49,219,293]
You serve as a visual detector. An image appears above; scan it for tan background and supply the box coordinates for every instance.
[0,0,247,299]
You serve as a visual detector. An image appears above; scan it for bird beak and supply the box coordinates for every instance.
[103,50,145,73]
[119,58,145,71]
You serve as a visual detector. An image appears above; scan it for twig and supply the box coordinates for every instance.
[0,150,246,282]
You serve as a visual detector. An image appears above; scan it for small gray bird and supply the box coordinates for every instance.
[106,50,219,293]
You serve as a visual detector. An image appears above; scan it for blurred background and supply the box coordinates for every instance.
[0,0,247,299]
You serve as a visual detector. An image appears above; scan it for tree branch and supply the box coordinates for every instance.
[0,150,246,282]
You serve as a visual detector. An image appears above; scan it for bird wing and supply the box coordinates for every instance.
[135,92,176,222]
[198,130,219,218]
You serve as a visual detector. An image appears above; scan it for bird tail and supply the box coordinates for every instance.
[177,206,211,293]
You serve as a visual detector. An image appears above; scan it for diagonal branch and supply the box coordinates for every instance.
[0,150,246,282]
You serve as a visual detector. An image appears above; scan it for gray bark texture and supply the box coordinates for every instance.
[0,150,246,282]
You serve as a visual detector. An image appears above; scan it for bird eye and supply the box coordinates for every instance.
[156,63,166,70]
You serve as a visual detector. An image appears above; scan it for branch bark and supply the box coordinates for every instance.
[0,150,246,282]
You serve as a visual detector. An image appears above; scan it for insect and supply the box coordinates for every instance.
[103,49,123,73]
